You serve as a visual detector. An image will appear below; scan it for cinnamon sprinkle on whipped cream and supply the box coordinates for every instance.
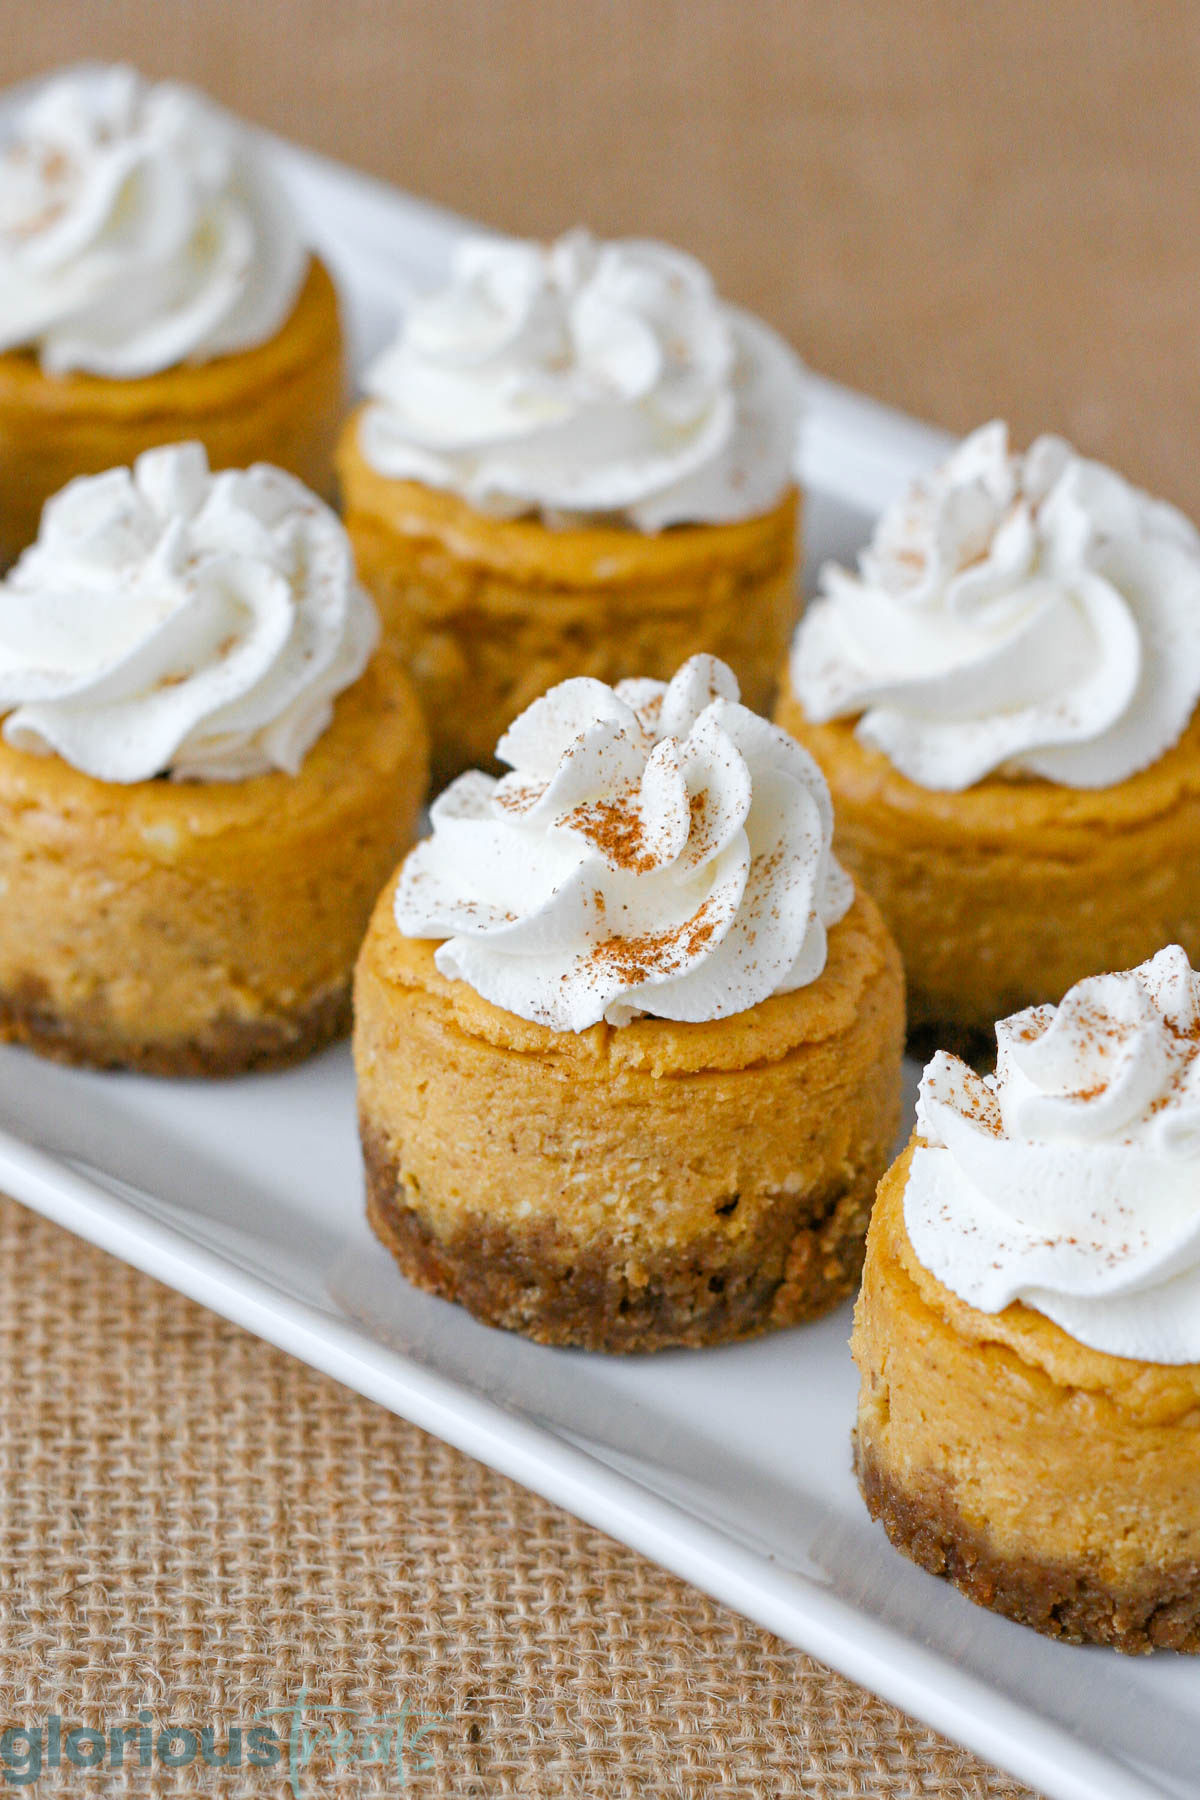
[906,946,1200,1361]
[393,654,852,1031]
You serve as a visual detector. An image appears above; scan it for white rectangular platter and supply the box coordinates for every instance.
[0,75,1193,1800]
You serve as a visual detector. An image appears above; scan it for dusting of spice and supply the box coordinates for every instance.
[588,899,720,989]
[393,653,854,1033]
[565,784,658,874]
[905,946,1200,1362]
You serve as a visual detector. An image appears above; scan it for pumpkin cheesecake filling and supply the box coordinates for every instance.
[355,653,904,1349]
[0,649,426,1073]
[0,256,345,570]
[780,421,1200,1040]
[338,229,806,786]
[338,442,800,787]
[0,445,428,1074]
[853,949,1200,1650]
[775,690,1200,1039]
[358,883,902,1350]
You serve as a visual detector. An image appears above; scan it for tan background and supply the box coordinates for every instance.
[0,3,1183,1793]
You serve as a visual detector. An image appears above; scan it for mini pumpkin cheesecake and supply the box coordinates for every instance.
[0,67,345,568]
[855,948,1200,1652]
[778,423,1200,1045]
[0,444,427,1075]
[355,654,904,1351]
[338,230,804,787]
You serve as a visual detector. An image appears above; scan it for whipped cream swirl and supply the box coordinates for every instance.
[359,229,803,531]
[0,66,307,377]
[394,654,853,1031]
[791,422,1200,790]
[0,443,379,783]
[907,946,1200,1362]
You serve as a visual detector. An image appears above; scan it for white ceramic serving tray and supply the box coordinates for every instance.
[0,72,1193,1800]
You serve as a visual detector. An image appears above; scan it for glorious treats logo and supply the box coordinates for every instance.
[0,1688,441,1792]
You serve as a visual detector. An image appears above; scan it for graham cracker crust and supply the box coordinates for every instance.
[0,974,352,1078]
[855,1437,1200,1654]
[361,1117,872,1352]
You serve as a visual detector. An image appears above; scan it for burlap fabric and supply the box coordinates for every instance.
[3,2,1178,1788]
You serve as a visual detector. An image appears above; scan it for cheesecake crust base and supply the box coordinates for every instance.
[855,1439,1200,1655]
[0,971,351,1079]
[362,1118,876,1352]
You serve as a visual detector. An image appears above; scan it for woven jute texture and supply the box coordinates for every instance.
[0,1191,1039,1799]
